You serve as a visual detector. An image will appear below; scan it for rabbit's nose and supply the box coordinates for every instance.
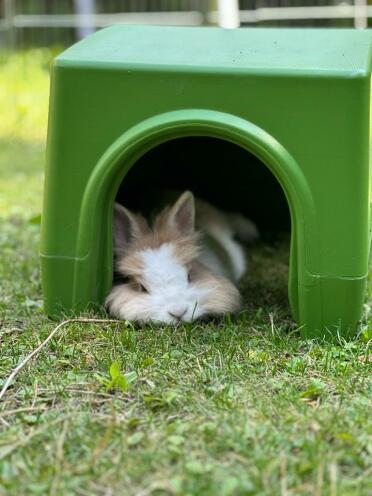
[168,306,188,320]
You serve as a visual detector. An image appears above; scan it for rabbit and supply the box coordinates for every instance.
[105,191,258,324]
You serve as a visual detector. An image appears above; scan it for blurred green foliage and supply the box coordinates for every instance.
[0,49,59,217]
[0,49,55,141]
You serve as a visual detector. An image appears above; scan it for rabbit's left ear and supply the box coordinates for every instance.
[168,191,195,235]
[113,203,148,255]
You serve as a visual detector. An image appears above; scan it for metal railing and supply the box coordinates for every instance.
[0,0,369,49]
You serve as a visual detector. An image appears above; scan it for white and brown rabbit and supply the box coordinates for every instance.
[106,191,258,324]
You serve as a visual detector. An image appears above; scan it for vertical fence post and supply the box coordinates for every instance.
[217,0,240,28]
[354,0,368,28]
[4,0,15,49]
[74,0,96,40]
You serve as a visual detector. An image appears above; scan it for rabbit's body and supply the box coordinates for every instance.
[106,192,258,324]
[195,197,258,282]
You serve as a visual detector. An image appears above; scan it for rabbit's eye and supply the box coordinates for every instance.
[134,282,148,293]
[187,270,192,283]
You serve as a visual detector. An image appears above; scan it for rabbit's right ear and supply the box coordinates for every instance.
[168,191,195,236]
[113,203,143,255]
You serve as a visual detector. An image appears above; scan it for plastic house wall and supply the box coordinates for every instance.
[41,26,372,339]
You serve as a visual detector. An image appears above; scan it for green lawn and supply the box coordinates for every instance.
[0,51,371,496]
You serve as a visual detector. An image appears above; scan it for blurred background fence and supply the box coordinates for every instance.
[0,0,370,49]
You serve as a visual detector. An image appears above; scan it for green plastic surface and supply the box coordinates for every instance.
[41,25,372,338]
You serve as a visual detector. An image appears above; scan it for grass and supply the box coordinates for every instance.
[0,50,371,496]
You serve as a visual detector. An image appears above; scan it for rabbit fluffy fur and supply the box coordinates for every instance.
[106,191,258,324]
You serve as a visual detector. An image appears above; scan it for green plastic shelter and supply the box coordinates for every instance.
[41,25,372,338]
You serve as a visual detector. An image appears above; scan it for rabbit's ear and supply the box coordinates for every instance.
[113,203,143,254]
[168,191,195,235]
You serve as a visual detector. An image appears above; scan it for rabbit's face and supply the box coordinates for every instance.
[106,192,241,324]
[107,242,210,324]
